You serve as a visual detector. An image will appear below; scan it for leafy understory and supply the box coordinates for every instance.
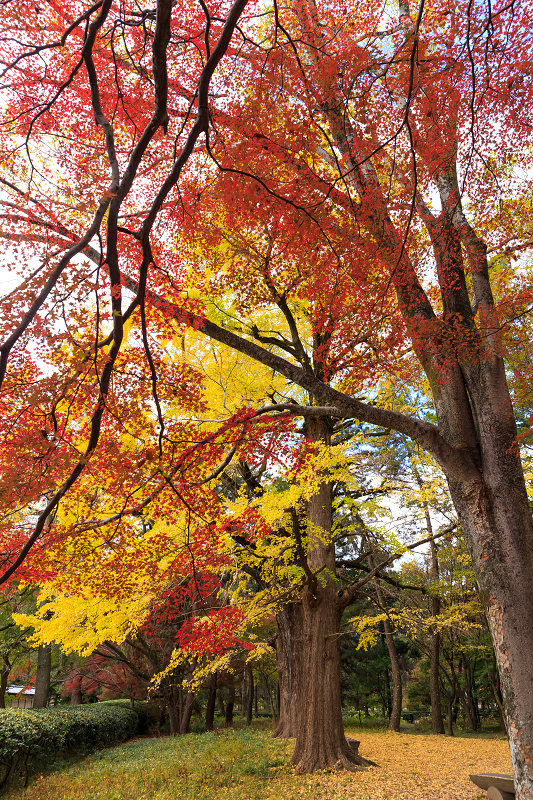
[5,728,511,800]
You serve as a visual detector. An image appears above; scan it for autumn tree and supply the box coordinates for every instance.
[2,0,533,793]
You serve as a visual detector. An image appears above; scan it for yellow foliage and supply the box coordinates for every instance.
[350,601,483,650]
[12,583,154,656]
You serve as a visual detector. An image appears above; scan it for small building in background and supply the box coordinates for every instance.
[6,685,35,709]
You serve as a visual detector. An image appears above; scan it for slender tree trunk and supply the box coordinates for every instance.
[382,617,402,732]
[368,553,402,733]
[180,657,197,734]
[245,665,253,725]
[225,682,235,727]
[273,603,302,738]
[489,655,508,735]
[459,655,480,732]
[205,672,217,732]
[180,690,195,734]
[217,694,226,718]
[264,678,277,722]
[381,654,392,718]
[33,644,51,708]
[427,532,445,734]
[446,690,455,737]
[0,666,9,708]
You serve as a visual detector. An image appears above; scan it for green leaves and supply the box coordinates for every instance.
[0,703,139,790]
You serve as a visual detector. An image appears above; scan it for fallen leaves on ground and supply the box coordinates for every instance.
[292,729,512,800]
[5,726,511,800]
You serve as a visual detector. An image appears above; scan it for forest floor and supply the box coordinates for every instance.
[5,724,512,800]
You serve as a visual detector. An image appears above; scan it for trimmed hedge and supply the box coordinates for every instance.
[0,703,138,789]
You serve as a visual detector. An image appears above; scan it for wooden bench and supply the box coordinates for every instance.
[470,773,515,800]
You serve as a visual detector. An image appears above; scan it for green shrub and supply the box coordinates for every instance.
[0,703,138,790]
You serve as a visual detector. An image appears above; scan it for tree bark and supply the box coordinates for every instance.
[0,665,9,708]
[446,690,455,737]
[368,553,402,733]
[225,682,235,727]
[382,617,402,732]
[180,690,195,734]
[33,644,51,708]
[168,702,180,736]
[273,602,302,738]
[439,356,533,799]
[70,675,83,705]
[205,672,217,732]
[217,693,226,719]
[245,665,254,725]
[489,655,508,735]
[290,415,365,773]
[460,655,480,732]
[428,533,445,735]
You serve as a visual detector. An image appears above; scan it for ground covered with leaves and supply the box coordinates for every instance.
[5,726,511,800]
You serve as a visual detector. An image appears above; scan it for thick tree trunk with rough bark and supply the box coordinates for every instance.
[291,415,365,773]
[33,644,51,708]
[437,356,533,799]
[273,602,302,738]
[291,581,362,772]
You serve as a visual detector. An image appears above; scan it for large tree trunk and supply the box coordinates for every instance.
[291,581,361,772]
[439,355,533,799]
[33,644,51,708]
[290,415,364,773]
[273,602,302,738]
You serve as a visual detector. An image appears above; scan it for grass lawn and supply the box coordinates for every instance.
[5,725,511,800]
